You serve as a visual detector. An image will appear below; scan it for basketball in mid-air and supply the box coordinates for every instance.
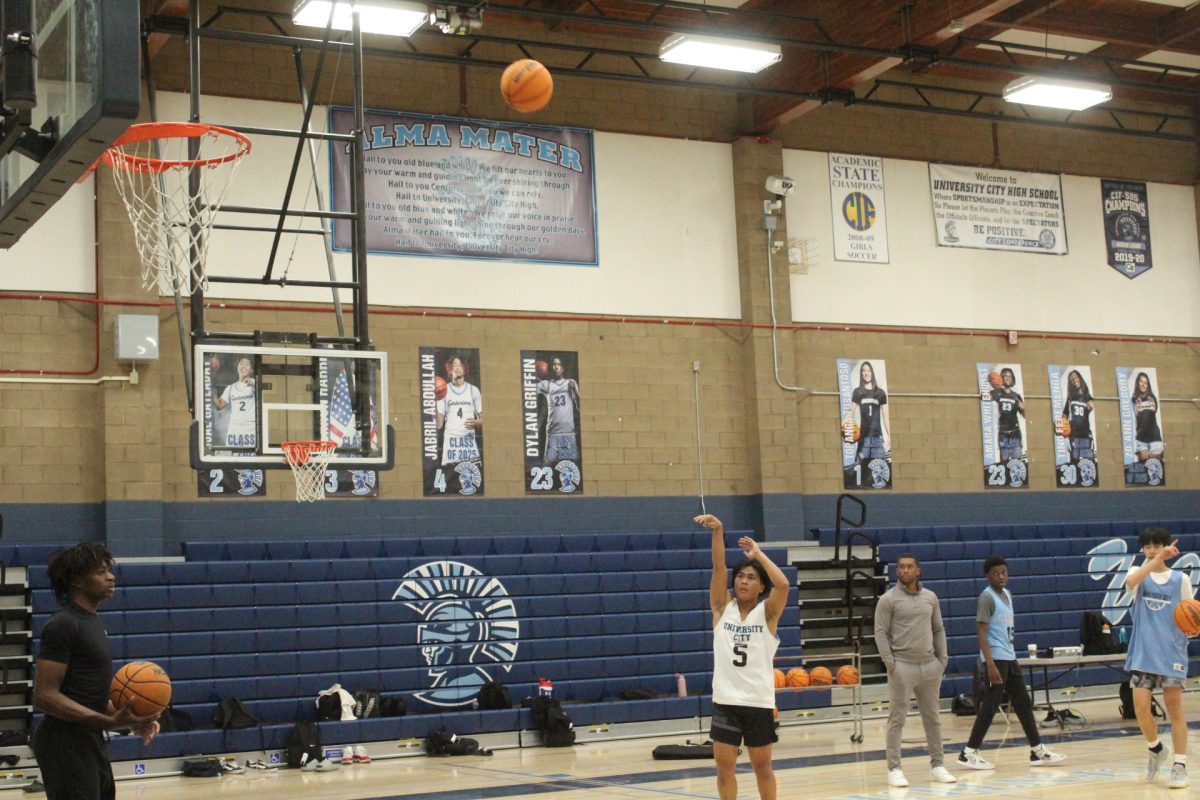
[434,376,448,400]
[500,59,553,113]
[988,370,1003,388]
[110,661,171,716]
[773,668,786,688]
[785,667,809,688]
[836,664,859,685]
[1174,598,1200,637]
[809,666,832,687]
[535,359,549,379]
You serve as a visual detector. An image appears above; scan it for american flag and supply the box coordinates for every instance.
[328,369,353,447]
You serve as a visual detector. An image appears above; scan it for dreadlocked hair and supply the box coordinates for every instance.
[47,542,113,604]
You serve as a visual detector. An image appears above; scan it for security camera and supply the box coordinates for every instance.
[766,175,795,197]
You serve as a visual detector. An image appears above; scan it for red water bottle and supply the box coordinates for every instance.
[537,677,553,698]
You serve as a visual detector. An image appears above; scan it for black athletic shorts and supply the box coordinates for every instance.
[32,715,114,800]
[710,702,778,748]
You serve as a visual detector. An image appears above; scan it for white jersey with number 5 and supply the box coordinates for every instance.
[712,600,777,709]
[437,382,482,464]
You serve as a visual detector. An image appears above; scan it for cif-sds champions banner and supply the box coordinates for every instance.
[420,347,484,496]
[1116,367,1166,487]
[828,153,889,263]
[329,108,597,264]
[521,351,583,494]
[837,358,892,490]
[930,164,1067,254]
[977,363,1028,489]
[1048,365,1099,489]
[1102,179,1152,279]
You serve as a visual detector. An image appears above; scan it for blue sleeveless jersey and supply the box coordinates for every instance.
[1126,569,1188,678]
[979,586,1015,661]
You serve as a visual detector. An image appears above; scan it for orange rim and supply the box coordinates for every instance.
[100,122,252,173]
[281,440,337,466]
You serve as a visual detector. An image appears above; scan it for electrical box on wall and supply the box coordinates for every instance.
[114,315,159,361]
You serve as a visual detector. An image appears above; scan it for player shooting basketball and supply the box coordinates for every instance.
[697,513,789,800]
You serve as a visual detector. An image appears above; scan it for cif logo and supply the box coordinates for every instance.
[350,470,376,496]
[455,461,481,495]
[555,460,581,493]
[1087,538,1200,624]
[393,561,519,707]
[236,470,264,495]
[841,192,876,231]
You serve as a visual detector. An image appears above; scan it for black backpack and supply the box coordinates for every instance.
[380,695,408,717]
[316,693,342,721]
[157,705,195,733]
[286,721,323,768]
[181,757,222,778]
[424,727,491,757]
[478,681,512,710]
[353,688,381,719]
[213,697,261,730]
[530,696,575,747]
[1080,611,1118,655]
[652,740,715,760]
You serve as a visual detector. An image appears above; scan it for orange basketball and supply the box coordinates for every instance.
[1057,417,1072,437]
[809,666,832,687]
[1174,598,1200,637]
[434,375,448,401]
[785,667,809,689]
[773,668,786,688]
[836,664,860,685]
[500,60,553,113]
[988,370,1003,388]
[535,359,549,380]
[110,661,171,716]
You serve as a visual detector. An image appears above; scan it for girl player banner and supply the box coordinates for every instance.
[1047,365,1099,489]
[1116,367,1166,487]
[977,363,1029,489]
[420,346,484,496]
[837,358,892,490]
[521,350,583,494]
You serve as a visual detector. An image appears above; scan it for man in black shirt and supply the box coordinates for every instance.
[33,543,159,800]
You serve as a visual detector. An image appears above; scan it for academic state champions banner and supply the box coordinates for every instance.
[977,362,1028,489]
[837,358,892,490]
[1102,179,1152,279]
[330,108,597,264]
[930,164,1067,254]
[1116,366,1166,487]
[420,346,484,496]
[828,153,889,263]
[521,350,582,495]
[1048,365,1099,489]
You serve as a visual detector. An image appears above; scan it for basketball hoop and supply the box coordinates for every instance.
[102,122,251,295]
[281,440,337,502]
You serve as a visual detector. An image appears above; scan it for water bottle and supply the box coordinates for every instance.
[1119,626,1129,647]
[537,677,553,698]
[675,674,687,697]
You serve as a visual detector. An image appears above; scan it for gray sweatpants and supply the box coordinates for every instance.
[885,658,945,770]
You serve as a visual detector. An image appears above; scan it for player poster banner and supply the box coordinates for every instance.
[521,350,583,494]
[197,467,266,498]
[330,108,597,264]
[1102,179,1152,279]
[837,358,892,490]
[318,357,379,498]
[1116,367,1166,487]
[201,351,258,457]
[977,363,1029,489]
[420,347,484,496]
[930,164,1067,254]
[828,153,889,263]
[1048,365,1099,489]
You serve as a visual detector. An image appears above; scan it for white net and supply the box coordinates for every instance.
[105,124,250,295]
[281,441,337,502]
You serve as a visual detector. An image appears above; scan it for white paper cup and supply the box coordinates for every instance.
[1027,644,1037,658]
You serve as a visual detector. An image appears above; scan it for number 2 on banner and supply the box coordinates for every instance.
[530,466,553,491]
[986,464,1007,486]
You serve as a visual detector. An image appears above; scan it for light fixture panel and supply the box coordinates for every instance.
[1002,76,1112,111]
[659,33,781,73]
[293,0,427,37]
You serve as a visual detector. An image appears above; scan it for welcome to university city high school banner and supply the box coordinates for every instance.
[330,108,597,264]
[828,153,889,263]
[930,164,1067,254]
[1102,179,1152,279]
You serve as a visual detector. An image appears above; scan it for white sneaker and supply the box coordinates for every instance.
[930,766,958,783]
[1169,764,1189,789]
[1030,747,1066,766]
[313,758,339,772]
[340,749,353,765]
[958,750,995,770]
[1148,747,1169,781]
[888,768,909,787]
[353,745,372,764]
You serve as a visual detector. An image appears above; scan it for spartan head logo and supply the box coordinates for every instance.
[393,561,518,707]
[236,469,264,495]
[867,458,891,489]
[555,460,581,493]
[350,470,376,496]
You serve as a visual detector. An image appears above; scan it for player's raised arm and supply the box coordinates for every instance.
[1126,538,1180,591]
[739,536,790,632]
[697,514,729,623]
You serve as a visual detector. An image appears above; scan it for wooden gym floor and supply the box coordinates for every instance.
[107,692,1200,799]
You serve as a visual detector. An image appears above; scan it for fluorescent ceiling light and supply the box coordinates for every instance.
[659,33,781,73]
[293,0,427,37]
[1002,76,1112,111]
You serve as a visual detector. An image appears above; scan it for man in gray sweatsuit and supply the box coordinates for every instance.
[874,553,957,788]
